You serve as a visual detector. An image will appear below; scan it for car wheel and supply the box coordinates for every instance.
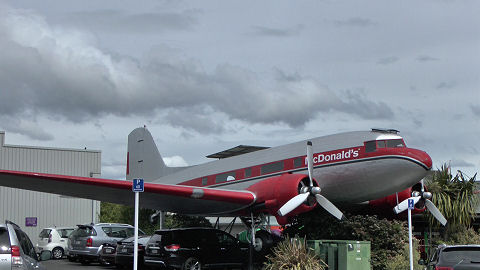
[254,230,274,254]
[182,257,202,270]
[51,247,64,259]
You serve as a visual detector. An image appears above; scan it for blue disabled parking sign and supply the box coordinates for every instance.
[132,178,144,192]
[408,198,414,210]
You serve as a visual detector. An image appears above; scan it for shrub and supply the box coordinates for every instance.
[432,225,480,246]
[284,210,410,270]
[263,237,326,270]
[385,238,423,270]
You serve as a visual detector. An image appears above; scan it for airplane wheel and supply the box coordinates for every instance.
[254,230,274,254]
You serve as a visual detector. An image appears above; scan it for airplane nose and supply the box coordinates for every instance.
[422,152,433,169]
[409,149,432,170]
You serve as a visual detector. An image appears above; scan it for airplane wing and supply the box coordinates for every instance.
[0,170,256,215]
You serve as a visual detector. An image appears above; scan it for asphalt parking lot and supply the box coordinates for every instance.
[42,259,117,270]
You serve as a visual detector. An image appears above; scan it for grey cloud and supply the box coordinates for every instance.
[62,9,199,33]
[0,7,395,133]
[377,56,399,65]
[0,116,54,141]
[333,17,376,27]
[436,81,456,89]
[471,105,480,116]
[163,108,226,134]
[417,55,439,62]
[451,159,475,168]
[340,91,394,120]
[250,24,304,37]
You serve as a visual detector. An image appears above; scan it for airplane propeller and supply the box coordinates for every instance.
[277,141,344,220]
[393,180,447,226]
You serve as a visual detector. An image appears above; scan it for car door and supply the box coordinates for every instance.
[14,229,44,270]
[212,230,245,267]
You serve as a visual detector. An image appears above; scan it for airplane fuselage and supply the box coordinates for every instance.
[152,130,431,210]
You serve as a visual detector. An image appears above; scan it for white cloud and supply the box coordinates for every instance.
[163,156,188,167]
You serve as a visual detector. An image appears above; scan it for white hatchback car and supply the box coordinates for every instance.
[36,227,74,259]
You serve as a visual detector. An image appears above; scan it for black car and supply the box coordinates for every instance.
[424,245,480,269]
[115,235,151,269]
[99,242,116,266]
[144,228,249,270]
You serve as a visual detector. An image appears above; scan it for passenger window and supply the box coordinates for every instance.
[102,227,113,237]
[245,168,252,178]
[215,232,236,245]
[293,157,303,168]
[365,141,376,153]
[23,232,37,260]
[201,177,208,186]
[60,229,73,238]
[215,171,236,183]
[377,141,386,148]
[261,161,284,175]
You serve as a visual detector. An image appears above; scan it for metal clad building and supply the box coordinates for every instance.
[0,131,101,239]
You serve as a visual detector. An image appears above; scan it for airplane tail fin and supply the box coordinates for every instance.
[126,127,181,181]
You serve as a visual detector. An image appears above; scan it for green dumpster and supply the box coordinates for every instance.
[306,240,370,270]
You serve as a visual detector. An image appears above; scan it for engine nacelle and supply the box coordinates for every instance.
[369,182,426,215]
[246,173,315,224]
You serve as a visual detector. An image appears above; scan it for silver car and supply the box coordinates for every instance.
[67,223,144,265]
[0,220,50,270]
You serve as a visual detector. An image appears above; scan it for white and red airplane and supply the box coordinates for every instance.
[0,127,445,226]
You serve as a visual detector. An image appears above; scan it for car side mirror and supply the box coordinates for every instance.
[39,250,52,261]
[417,259,425,265]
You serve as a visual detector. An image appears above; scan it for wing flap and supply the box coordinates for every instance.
[0,170,256,215]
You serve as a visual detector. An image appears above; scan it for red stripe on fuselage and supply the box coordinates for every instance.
[178,145,431,187]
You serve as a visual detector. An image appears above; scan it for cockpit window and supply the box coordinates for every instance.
[365,141,376,153]
[386,139,405,148]
[377,141,386,148]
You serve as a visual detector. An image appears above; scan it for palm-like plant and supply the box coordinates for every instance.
[425,164,478,228]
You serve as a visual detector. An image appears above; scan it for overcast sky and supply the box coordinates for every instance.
[0,0,478,180]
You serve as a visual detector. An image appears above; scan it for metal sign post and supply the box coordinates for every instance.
[132,178,144,270]
[408,198,414,270]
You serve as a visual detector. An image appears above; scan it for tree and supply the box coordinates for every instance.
[425,164,478,228]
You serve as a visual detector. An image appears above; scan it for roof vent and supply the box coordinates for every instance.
[371,128,399,134]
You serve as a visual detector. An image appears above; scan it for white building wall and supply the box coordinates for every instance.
[0,131,102,239]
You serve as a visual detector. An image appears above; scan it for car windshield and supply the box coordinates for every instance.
[441,247,480,262]
[0,227,10,254]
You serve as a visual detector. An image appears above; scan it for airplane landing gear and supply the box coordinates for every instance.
[241,213,280,269]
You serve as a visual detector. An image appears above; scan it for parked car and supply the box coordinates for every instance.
[115,235,151,269]
[144,227,249,270]
[67,223,144,265]
[0,220,51,270]
[99,242,117,266]
[423,244,480,269]
[36,227,74,259]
